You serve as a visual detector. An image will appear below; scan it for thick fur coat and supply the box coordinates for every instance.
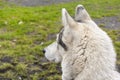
[44,5,120,80]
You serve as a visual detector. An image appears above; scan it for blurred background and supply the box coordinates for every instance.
[0,0,120,80]
[5,0,77,6]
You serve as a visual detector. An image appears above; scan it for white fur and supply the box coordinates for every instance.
[44,5,120,80]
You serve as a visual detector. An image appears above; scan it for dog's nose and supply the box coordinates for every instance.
[42,49,46,54]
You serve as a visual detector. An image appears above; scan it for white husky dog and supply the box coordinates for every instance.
[43,5,120,80]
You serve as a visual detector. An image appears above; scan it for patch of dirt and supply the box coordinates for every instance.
[0,66,13,73]
[5,0,78,6]
[0,77,11,80]
[94,16,120,30]
[47,33,56,40]
[0,56,13,63]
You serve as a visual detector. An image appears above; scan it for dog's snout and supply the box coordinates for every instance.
[42,49,46,54]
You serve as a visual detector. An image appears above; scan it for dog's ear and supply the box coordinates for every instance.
[62,8,77,29]
[75,5,91,22]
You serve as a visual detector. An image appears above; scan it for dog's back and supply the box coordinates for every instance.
[74,5,120,80]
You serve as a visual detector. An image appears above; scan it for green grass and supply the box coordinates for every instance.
[0,0,120,79]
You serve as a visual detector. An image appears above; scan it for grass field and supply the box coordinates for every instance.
[0,0,120,79]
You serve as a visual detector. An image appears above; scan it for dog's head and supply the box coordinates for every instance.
[43,5,92,63]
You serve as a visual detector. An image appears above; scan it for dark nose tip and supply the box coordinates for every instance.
[42,49,46,54]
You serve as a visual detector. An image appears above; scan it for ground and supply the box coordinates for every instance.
[0,0,120,80]
[5,0,79,6]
